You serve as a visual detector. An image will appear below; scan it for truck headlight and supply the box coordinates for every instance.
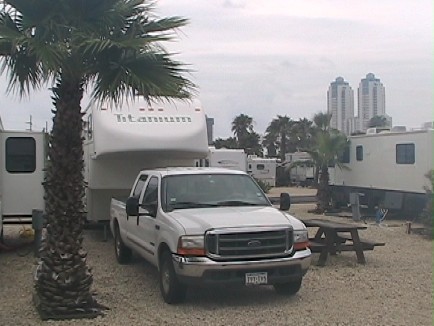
[177,235,205,256]
[293,230,309,251]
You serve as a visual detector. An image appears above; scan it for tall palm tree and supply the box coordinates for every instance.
[262,132,277,157]
[307,129,348,213]
[0,0,194,318]
[264,115,293,161]
[313,112,332,133]
[243,131,263,156]
[231,114,254,148]
[291,118,314,150]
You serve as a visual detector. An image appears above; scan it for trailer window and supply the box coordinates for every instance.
[5,137,36,173]
[396,143,415,164]
[256,164,265,170]
[356,146,363,161]
[339,145,350,164]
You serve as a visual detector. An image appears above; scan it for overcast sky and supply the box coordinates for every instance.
[1,0,432,138]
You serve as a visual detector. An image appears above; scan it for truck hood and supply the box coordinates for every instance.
[168,206,306,235]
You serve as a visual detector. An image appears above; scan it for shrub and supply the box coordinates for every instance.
[418,170,433,237]
[255,178,272,193]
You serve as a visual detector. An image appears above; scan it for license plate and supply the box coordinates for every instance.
[245,272,268,285]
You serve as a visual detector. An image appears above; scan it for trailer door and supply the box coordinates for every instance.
[1,132,45,218]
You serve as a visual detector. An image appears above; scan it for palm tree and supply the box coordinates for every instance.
[243,131,263,156]
[307,129,348,213]
[262,132,277,157]
[231,114,254,148]
[313,112,332,133]
[213,137,238,149]
[1,0,194,318]
[368,115,388,128]
[289,118,314,152]
[264,115,293,161]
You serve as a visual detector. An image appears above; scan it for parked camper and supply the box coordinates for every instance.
[330,129,433,214]
[247,156,278,187]
[285,152,315,187]
[0,128,46,237]
[196,147,247,171]
[83,99,209,222]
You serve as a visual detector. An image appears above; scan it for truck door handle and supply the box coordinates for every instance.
[155,225,160,230]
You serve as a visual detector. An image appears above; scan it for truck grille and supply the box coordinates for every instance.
[205,227,293,261]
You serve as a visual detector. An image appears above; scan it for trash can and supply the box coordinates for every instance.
[349,192,361,221]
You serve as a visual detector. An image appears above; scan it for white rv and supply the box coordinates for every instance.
[0,126,46,237]
[247,156,278,187]
[83,99,209,222]
[285,152,315,186]
[196,147,247,171]
[330,129,433,214]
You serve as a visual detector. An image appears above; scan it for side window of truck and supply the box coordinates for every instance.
[133,175,148,199]
[141,176,159,205]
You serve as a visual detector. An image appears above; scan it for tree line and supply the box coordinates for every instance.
[214,113,389,160]
[214,112,351,213]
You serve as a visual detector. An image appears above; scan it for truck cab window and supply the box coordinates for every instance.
[6,137,36,173]
[133,175,148,198]
[141,176,159,205]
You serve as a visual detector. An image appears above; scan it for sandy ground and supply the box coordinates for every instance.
[0,203,432,326]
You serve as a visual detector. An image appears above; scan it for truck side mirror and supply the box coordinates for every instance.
[279,193,291,211]
[126,196,139,216]
[143,202,158,218]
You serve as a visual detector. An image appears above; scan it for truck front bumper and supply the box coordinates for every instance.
[172,249,311,285]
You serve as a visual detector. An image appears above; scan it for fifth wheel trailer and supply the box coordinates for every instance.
[0,99,208,237]
[83,99,209,222]
[330,129,433,214]
[195,147,248,171]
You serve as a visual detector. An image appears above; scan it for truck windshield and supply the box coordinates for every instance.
[161,174,270,212]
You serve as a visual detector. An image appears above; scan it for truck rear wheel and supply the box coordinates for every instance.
[273,278,302,295]
[159,250,187,304]
[114,223,132,264]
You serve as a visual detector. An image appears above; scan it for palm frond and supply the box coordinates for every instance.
[90,51,195,104]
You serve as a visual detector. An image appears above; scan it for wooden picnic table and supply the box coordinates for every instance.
[302,218,385,266]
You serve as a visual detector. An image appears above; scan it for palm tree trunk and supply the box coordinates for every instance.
[34,78,101,317]
[280,132,286,161]
[315,165,331,213]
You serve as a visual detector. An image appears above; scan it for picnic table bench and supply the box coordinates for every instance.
[302,218,385,266]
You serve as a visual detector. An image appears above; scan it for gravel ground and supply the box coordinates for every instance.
[0,203,432,326]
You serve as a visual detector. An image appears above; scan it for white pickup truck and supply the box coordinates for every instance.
[110,167,311,303]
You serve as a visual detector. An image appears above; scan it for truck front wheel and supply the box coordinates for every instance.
[159,251,187,304]
[114,223,132,264]
[273,278,302,295]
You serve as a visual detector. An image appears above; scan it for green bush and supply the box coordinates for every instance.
[419,170,433,237]
[255,178,272,194]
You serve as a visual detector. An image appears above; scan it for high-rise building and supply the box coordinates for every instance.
[327,77,354,135]
[205,115,214,145]
[358,73,386,131]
